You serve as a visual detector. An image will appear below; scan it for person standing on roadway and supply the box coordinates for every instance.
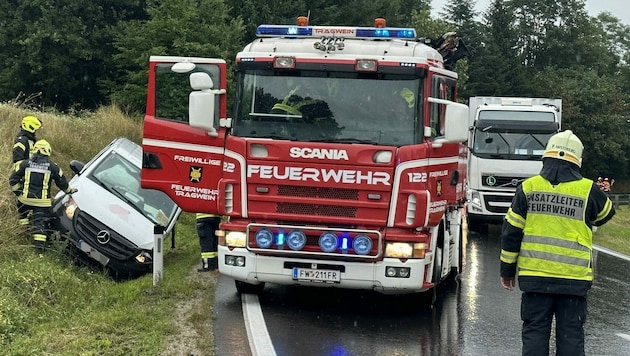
[499,130,615,356]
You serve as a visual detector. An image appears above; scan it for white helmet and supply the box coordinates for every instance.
[542,130,583,167]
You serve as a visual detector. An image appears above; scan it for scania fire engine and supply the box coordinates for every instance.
[141,17,471,299]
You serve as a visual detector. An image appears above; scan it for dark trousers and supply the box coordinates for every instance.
[521,292,587,356]
[196,217,221,269]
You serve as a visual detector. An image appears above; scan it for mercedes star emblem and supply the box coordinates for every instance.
[96,230,111,245]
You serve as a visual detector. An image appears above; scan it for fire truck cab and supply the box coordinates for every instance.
[141,18,470,300]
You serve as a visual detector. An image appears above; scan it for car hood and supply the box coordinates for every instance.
[68,175,179,250]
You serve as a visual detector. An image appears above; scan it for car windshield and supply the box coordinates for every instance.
[89,152,179,226]
[233,70,420,146]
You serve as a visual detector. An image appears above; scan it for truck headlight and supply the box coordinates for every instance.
[470,191,481,206]
[226,231,247,247]
[385,242,428,258]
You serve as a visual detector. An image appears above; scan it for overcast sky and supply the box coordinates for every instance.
[430,0,630,25]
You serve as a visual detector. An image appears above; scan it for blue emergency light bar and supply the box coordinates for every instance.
[256,25,417,40]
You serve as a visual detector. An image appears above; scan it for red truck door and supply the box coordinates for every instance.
[141,56,227,214]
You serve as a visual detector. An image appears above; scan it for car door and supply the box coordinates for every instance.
[141,56,227,214]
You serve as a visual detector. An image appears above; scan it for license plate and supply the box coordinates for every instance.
[292,268,340,282]
[76,239,110,266]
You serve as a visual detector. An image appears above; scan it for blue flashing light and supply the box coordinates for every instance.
[276,230,285,246]
[256,25,313,37]
[341,237,348,250]
[356,28,416,39]
[256,25,416,40]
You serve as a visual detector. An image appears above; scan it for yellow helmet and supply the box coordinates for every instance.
[398,88,415,108]
[542,130,583,167]
[32,139,52,156]
[21,116,42,133]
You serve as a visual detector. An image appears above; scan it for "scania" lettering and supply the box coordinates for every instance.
[289,147,349,160]
[248,165,390,186]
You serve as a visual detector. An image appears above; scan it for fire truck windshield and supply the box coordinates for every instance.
[233,71,420,146]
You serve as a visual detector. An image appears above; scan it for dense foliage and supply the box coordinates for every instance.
[0,0,628,178]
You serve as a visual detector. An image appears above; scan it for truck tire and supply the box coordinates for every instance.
[235,280,265,294]
[450,222,464,277]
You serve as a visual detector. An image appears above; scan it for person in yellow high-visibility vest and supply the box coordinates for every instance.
[500,130,615,355]
[9,140,77,251]
[196,213,221,272]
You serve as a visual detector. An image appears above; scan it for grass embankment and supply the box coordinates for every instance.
[593,205,630,255]
[0,105,215,355]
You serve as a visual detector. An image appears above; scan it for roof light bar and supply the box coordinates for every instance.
[256,25,416,40]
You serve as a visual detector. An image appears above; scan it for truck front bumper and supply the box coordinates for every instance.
[219,246,433,294]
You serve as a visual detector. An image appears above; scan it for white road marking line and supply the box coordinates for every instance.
[242,293,277,356]
[593,244,630,261]
[616,333,630,342]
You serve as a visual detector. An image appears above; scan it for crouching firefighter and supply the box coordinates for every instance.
[196,213,221,272]
[9,140,77,251]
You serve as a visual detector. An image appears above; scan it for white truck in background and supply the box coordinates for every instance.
[466,97,562,232]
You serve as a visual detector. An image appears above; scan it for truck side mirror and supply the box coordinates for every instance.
[443,102,468,143]
[189,72,221,137]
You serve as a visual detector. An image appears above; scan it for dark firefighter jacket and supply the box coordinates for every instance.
[12,129,37,164]
[500,158,615,296]
[9,153,73,207]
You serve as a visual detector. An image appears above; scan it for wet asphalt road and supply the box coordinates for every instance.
[213,227,630,356]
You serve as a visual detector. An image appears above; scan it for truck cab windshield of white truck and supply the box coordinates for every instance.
[472,111,557,159]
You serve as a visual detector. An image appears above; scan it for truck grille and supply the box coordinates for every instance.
[74,210,139,260]
[481,175,528,189]
[483,194,514,214]
[276,185,359,218]
[278,185,359,200]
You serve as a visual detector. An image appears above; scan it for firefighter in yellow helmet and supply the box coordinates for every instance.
[500,130,615,355]
[389,87,415,120]
[9,140,77,252]
[12,116,44,225]
[195,213,221,272]
[13,116,42,164]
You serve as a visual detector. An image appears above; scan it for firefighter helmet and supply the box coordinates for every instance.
[398,88,415,108]
[542,130,583,167]
[21,116,42,133]
[32,139,52,156]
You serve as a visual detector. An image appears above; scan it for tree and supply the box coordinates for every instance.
[528,66,630,178]
[0,0,146,110]
[464,0,526,96]
[109,0,245,112]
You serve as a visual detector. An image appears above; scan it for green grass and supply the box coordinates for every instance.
[0,104,215,355]
[593,205,630,255]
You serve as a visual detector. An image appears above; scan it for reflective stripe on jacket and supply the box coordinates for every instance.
[9,155,71,207]
[196,213,219,220]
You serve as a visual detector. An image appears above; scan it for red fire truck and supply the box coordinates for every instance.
[141,17,470,300]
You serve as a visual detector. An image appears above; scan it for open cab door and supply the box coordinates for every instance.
[141,56,227,214]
